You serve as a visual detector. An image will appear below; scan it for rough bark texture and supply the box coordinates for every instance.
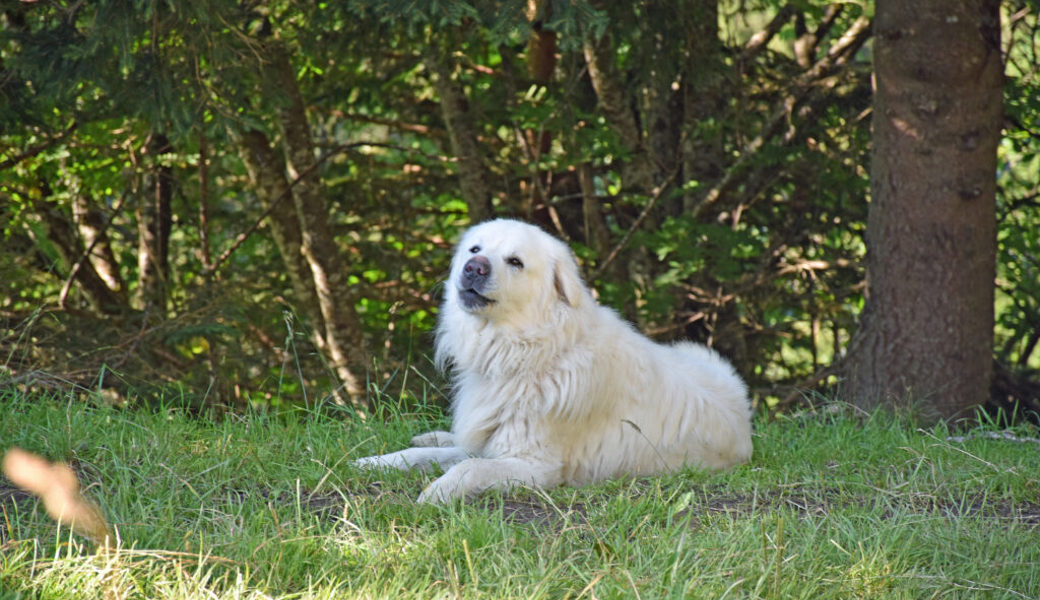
[845,0,1002,422]
[425,50,495,223]
[267,44,369,404]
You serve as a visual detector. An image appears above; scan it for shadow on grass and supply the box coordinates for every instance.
[4,474,1039,533]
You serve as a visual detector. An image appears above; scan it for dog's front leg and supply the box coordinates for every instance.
[355,446,469,473]
[410,431,455,448]
[417,457,562,504]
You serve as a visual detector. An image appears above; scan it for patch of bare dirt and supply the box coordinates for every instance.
[494,498,590,530]
[5,480,1038,530]
[0,482,34,505]
[689,487,1040,527]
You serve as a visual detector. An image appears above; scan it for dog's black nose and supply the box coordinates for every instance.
[462,256,491,286]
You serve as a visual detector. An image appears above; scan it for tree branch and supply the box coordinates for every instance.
[691,16,872,220]
[208,141,391,276]
[740,5,795,62]
[57,194,128,312]
[0,122,78,172]
[592,164,681,281]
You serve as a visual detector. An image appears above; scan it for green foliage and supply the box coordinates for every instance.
[351,0,607,49]
[996,1,1040,371]
[1,0,1037,412]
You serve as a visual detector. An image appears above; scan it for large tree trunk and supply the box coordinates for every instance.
[845,0,1002,422]
[266,43,370,405]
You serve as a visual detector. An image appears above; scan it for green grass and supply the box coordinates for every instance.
[1,390,1038,599]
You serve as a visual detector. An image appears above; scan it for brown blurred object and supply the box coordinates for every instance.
[2,447,114,550]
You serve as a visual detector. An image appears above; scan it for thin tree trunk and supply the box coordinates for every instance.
[641,0,684,190]
[521,0,557,217]
[845,0,1002,422]
[681,0,727,214]
[581,18,660,322]
[71,195,126,304]
[136,132,173,315]
[235,128,325,353]
[267,43,369,405]
[425,47,495,223]
[197,125,213,271]
[37,200,125,313]
[578,162,611,259]
[582,29,653,193]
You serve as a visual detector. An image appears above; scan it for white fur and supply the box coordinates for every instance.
[356,219,753,503]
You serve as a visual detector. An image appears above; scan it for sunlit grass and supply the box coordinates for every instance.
[2,388,1038,599]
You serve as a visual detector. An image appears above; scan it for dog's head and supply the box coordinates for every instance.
[445,219,586,324]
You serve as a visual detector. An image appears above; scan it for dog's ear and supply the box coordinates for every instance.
[553,253,585,308]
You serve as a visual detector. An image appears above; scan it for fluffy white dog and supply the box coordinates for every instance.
[357,219,752,503]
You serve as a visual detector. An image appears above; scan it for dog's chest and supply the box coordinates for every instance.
[452,376,553,455]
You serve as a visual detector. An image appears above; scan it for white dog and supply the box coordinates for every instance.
[357,219,752,503]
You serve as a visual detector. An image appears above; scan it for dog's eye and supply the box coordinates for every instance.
[469,245,481,254]
[506,256,524,269]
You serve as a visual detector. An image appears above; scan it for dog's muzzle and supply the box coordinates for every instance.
[459,256,494,310]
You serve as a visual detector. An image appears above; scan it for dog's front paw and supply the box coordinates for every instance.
[416,461,487,504]
[414,457,548,504]
[353,455,392,470]
[417,472,465,504]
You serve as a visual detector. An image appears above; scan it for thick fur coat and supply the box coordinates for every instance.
[356,219,753,503]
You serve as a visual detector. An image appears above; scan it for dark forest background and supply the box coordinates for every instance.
[1,0,1037,419]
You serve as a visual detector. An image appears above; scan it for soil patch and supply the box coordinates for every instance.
[693,488,1040,526]
[5,481,1038,530]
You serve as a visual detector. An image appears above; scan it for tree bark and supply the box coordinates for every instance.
[582,28,653,193]
[641,0,685,190]
[680,0,727,213]
[267,43,369,405]
[578,162,611,259]
[37,200,125,313]
[136,132,173,315]
[425,47,495,223]
[71,195,126,305]
[521,0,557,218]
[235,128,325,348]
[845,0,1002,422]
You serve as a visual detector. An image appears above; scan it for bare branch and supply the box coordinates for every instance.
[741,5,795,62]
[592,165,681,281]
[0,122,78,172]
[691,16,872,220]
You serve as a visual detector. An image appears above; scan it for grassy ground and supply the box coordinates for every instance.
[1,389,1038,599]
